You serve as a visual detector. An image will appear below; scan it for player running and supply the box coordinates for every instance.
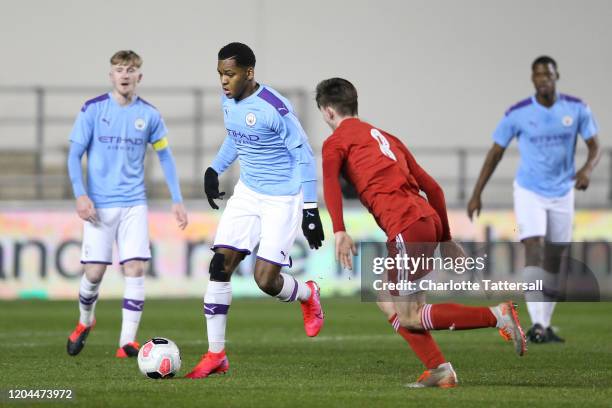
[467,56,601,343]
[185,43,325,379]
[317,77,526,388]
[66,50,188,358]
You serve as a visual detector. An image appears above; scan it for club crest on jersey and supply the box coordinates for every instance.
[245,112,257,127]
[134,118,146,131]
[562,116,573,127]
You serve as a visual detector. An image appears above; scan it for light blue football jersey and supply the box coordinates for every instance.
[493,94,598,197]
[69,93,167,207]
[212,85,313,197]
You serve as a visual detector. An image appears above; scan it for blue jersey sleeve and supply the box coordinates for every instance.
[156,147,183,203]
[211,136,238,174]
[69,106,95,145]
[282,112,307,150]
[67,141,87,198]
[492,113,516,148]
[578,103,598,140]
[289,143,318,203]
[149,112,168,143]
[272,112,318,203]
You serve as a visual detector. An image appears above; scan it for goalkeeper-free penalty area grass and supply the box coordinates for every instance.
[1,298,611,407]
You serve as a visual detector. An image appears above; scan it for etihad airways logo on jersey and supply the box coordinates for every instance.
[227,128,260,145]
[528,132,572,145]
[98,136,145,145]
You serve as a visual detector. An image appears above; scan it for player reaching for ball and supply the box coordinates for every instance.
[317,77,526,388]
[185,43,325,379]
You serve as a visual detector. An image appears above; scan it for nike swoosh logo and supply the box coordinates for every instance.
[204,305,217,313]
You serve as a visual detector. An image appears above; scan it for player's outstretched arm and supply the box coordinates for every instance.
[574,136,601,190]
[67,141,99,224]
[153,137,188,229]
[467,143,506,220]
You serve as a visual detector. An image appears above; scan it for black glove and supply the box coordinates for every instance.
[203,167,225,210]
[302,207,324,250]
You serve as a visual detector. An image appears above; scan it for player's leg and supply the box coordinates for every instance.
[393,217,526,356]
[79,264,106,327]
[540,188,574,342]
[521,236,549,342]
[185,247,245,379]
[206,247,245,352]
[255,190,323,337]
[67,209,116,356]
[377,292,456,388]
[514,181,549,343]
[116,205,151,357]
[186,181,257,378]
[379,296,451,382]
[540,242,567,342]
[381,218,455,388]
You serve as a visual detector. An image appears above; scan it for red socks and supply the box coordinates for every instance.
[421,303,497,330]
[389,314,445,369]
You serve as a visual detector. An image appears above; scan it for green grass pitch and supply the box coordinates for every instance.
[1,298,611,407]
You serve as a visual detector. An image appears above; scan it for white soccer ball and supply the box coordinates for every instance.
[137,337,181,379]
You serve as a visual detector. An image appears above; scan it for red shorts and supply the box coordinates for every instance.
[385,215,442,295]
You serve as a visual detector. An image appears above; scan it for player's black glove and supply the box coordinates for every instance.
[302,206,324,250]
[204,167,225,210]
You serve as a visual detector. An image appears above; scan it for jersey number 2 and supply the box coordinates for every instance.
[370,129,397,161]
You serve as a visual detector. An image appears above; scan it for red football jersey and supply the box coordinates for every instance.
[322,118,451,241]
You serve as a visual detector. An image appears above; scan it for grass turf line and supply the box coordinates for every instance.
[1,298,611,407]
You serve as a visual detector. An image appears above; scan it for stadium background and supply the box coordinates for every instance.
[1,2,612,406]
[1,0,610,299]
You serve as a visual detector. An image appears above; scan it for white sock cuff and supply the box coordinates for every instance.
[277,273,299,302]
[124,276,145,302]
[207,281,232,293]
[125,276,145,287]
[204,281,232,306]
[80,275,100,292]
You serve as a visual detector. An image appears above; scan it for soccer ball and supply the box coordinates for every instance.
[137,337,181,379]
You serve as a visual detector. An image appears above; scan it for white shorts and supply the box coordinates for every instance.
[81,205,151,264]
[513,181,574,242]
[213,180,302,266]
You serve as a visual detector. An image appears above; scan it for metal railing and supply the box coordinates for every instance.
[0,85,610,208]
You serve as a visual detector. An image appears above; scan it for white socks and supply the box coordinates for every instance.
[120,276,145,347]
[276,273,311,302]
[78,275,101,326]
[204,281,232,353]
[523,266,558,328]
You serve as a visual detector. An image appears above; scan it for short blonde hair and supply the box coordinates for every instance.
[110,50,142,68]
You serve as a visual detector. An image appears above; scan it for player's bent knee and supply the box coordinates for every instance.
[396,306,422,330]
[122,260,145,277]
[210,252,230,282]
[376,301,397,320]
[84,264,106,283]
